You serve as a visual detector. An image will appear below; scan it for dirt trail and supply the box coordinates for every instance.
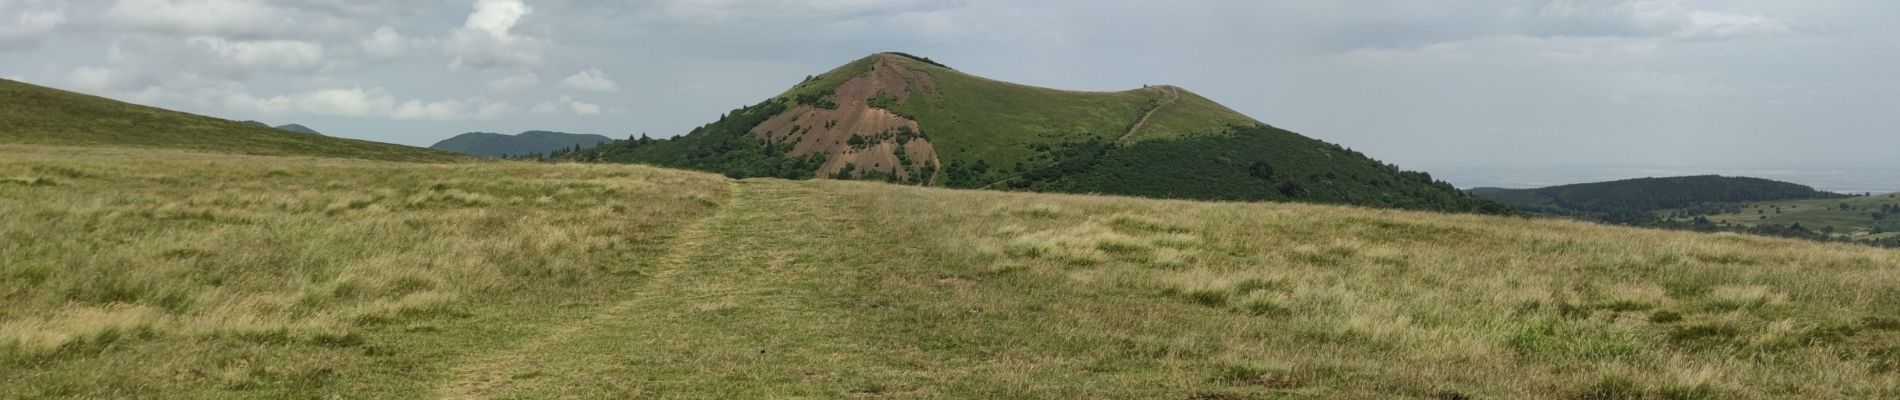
[1117,85,1180,143]
[438,181,740,399]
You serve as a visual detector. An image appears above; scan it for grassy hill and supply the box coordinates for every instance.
[1470,175,1844,223]
[0,78,462,162]
[5,144,1898,398]
[1668,193,1900,238]
[577,53,1503,213]
[429,131,615,157]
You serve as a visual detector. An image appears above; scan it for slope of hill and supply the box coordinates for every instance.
[576,53,1503,213]
[1470,175,1845,222]
[0,78,461,162]
[429,130,615,157]
[5,145,1897,398]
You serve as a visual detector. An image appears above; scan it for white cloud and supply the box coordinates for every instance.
[444,0,548,70]
[392,97,517,121]
[185,36,326,72]
[1532,0,1791,41]
[560,68,619,93]
[568,100,601,115]
[486,71,539,92]
[655,0,950,22]
[103,0,289,38]
[220,85,515,121]
[0,0,65,50]
[360,26,414,59]
[531,95,601,116]
[68,66,116,91]
[288,86,396,117]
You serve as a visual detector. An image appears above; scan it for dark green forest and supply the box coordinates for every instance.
[982,124,1509,213]
[571,101,824,180]
[1469,176,1844,223]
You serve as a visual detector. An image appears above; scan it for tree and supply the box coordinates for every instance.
[1248,161,1276,181]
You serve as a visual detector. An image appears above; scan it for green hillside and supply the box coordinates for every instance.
[0,78,462,162]
[576,53,1502,213]
[1471,175,1844,223]
[1671,193,1900,238]
[6,145,1899,398]
[429,131,615,157]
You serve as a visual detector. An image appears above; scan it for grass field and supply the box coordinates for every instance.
[5,144,1900,398]
[1670,194,1900,237]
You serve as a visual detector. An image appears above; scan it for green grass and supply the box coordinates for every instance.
[0,145,725,397]
[5,144,1899,398]
[0,78,464,162]
[1673,193,1900,237]
[875,55,1255,172]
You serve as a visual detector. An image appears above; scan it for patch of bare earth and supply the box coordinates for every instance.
[753,56,941,183]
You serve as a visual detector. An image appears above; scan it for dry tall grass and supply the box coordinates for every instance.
[0,145,727,397]
[4,144,1897,398]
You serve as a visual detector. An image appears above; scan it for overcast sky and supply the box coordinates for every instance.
[2,0,1894,171]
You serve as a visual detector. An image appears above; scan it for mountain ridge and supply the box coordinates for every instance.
[575,53,1505,213]
[429,130,615,157]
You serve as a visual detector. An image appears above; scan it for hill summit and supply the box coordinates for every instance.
[576,53,1503,213]
[430,130,614,157]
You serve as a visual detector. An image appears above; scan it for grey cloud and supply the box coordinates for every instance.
[0,0,65,50]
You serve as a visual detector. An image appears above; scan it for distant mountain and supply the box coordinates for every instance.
[572,52,1506,213]
[430,131,615,157]
[239,121,324,136]
[274,124,322,135]
[0,78,463,162]
[1469,175,1845,222]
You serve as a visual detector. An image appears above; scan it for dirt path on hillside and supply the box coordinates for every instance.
[438,181,740,399]
[1117,85,1180,143]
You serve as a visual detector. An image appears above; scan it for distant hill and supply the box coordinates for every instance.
[575,53,1505,213]
[430,131,615,157]
[1469,175,1845,222]
[0,78,462,162]
[274,124,322,135]
[243,121,324,136]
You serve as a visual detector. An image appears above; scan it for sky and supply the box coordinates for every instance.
[1,0,1895,173]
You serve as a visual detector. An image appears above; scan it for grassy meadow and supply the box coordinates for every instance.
[0,145,727,397]
[4,144,1900,398]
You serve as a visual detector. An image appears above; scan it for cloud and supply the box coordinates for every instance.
[444,0,548,70]
[68,66,116,91]
[99,0,396,40]
[102,0,291,38]
[184,36,326,72]
[653,0,952,22]
[360,26,419,59]
[560,68,619,93]
[486,71,539,92]
[392,97,517,121]
[568,100,602,115]
[0,0,65,50]
[532,95,601,116]
[219,85,516,121]
[1532,0,1792,41]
